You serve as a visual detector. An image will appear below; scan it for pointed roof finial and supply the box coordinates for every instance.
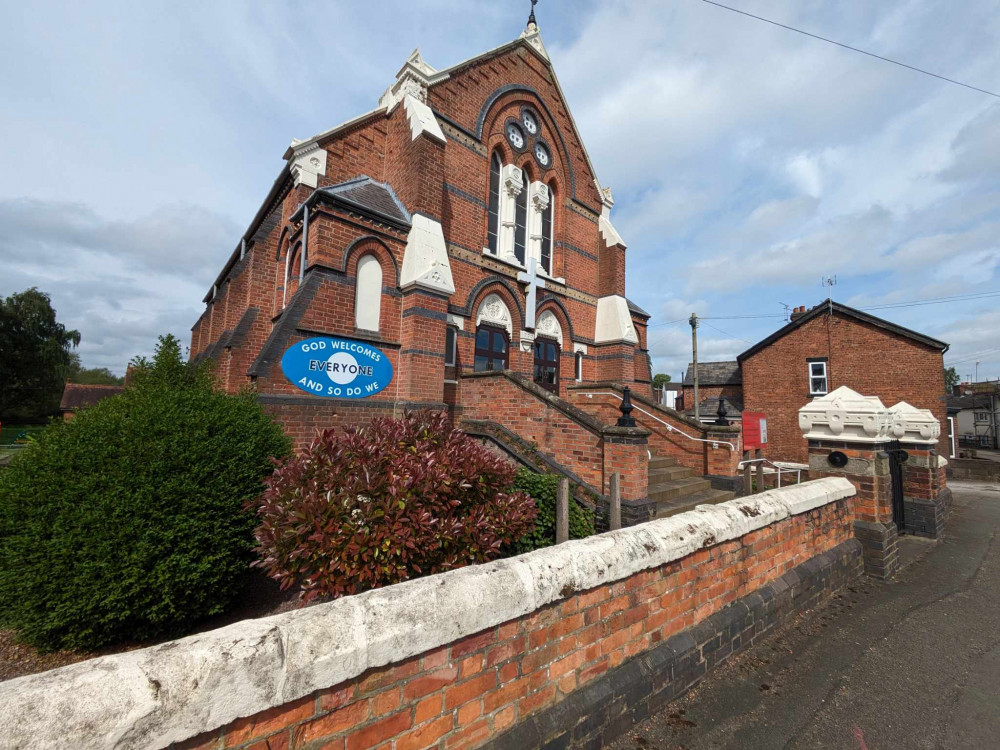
[528,0,538,28]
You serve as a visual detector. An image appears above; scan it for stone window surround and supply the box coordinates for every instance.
[483,156,562,283]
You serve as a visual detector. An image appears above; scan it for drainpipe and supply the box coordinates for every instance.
[300,204,309,282]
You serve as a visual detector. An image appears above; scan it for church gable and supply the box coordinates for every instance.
[427,43,603,210]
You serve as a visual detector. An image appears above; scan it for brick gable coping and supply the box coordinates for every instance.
[0,478,855,750]
[737,299,949,361]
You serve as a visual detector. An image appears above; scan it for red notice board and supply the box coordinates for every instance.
[743,412,768,450]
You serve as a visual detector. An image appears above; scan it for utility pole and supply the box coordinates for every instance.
[690,313,700,420]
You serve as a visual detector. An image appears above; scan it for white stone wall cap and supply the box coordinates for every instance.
[598,214,626,249]
[799,386,890,443]
[0,478,855,750]
[400,214,455,295]
[594,295,638,344]
[402,94,446,144]
[887,400,941,444]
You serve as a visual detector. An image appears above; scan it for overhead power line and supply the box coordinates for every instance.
[699,0,1000,99]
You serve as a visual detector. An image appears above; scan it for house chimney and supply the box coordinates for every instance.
[790,305,807,321]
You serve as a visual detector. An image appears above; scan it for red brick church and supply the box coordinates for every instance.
[190,14,740,516]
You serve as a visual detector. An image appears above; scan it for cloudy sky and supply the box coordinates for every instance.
[2,0,998,380]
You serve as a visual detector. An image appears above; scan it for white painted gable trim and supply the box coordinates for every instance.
[400,214,455,295]
[594,296,638,344]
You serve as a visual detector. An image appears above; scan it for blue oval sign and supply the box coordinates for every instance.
[281,336,393,399]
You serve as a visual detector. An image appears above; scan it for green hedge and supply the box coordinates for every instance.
[510,469,595,554]
[0,335,290,651]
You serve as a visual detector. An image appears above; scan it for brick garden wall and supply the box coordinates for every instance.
[2,479,859,750]
[180,484,857,750]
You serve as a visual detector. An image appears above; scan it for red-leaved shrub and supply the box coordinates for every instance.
[250,411,537,601]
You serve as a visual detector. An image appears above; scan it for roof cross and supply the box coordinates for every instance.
[518,256,547,329]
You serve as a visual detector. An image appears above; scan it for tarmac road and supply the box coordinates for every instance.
[605,480,1000,750]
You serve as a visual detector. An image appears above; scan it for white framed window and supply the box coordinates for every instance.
[487,153,501,254]
[575,351,583,381]
[808,361,828,395]
[975,411,990,422]
[445,326,457,367]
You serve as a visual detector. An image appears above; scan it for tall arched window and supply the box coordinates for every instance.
[513,170,529,265]
[541,185,553,274]
[354,254,382,331]
[487,152,502,254]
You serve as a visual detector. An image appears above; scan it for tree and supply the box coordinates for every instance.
[652,373,672,390]
[66,353,124,385]
[0,334,291,650]
[944,366,960,394]
[0,289,80,422]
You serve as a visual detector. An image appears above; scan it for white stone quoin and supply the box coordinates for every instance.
[798,385,890,442]
[887,401,940,444]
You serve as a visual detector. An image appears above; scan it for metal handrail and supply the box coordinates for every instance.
[577,391,737,451]
[738,457,803,488]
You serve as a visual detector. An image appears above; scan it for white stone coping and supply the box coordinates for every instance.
[0,478,855,750]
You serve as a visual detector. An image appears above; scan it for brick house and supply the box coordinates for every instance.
[679,361,743,423]
[188,16,741,515]
[737,300,949,463]
[59,383,125,421]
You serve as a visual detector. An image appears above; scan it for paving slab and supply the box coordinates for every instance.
[605,480,1000,750]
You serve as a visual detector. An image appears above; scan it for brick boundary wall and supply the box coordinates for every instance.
[0,479,857,750]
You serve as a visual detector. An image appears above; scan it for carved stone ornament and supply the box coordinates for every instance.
[503,165,524,198]
[798,386,890,443]
[887,401,941,444]
[531,182,550,211]
[535,309,562,345]
[476,293,513,335]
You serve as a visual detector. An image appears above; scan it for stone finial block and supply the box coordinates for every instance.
[887,400,940,444]
[798,386,889,443]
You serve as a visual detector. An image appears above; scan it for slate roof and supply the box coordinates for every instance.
[947,394,992,412]
[738,300,949,361]
[684,395,744,419]
[626,298,651,319]
[59,383,125,411]
[292,176,412,232]
[682,361,742,386]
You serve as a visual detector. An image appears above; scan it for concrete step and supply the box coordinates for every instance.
[647,476,711,502]
[648,455,679,470]
[648,465,694,482]
[653,488,737,519]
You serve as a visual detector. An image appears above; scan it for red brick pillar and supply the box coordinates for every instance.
[397,289,448,407]
[887,400,950,538]
[799,387,898,579]
[601,426,649,501]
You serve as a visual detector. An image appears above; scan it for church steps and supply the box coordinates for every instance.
[652,488,736,519]
[648,465,693,482]
[647,476,712,501]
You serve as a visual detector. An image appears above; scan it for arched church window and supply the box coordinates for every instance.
[354,254,382,331]
[541,186,553,274]
[513,170,529,265]
[487,152,502,254]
